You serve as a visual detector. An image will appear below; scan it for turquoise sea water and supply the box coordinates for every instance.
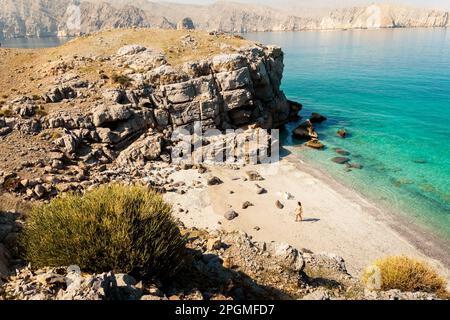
[247,29,450,242]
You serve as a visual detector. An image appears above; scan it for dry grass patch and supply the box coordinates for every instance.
[362,256,448,298]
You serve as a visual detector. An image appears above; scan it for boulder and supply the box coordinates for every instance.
[310,112,327,124]
[305,140,324,149]
[245,171,264,181]
[116,133,162,165]
[92,104,132,127]
[54,131,81,154]
[271,243,304,272]
[334,148,350,156]
[207,176,223,186]
[293,121,318,140]
[331,157,351,164]
[117,45,146,56]
[275,200,284,209]
[242,201,254,209]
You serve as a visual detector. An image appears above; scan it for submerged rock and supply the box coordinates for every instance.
[275,200,284,209]
[331,157,351,164]
[334,148,351,156]
[242,201,254,209]
[337,128,347,138]
[224,210,238,221]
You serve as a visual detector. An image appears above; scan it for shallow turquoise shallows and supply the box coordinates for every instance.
[247,29,450,241]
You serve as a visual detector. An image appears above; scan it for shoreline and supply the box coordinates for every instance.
[285,150,450,273]
[166,154,450,282]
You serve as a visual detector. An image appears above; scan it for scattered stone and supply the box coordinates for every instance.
[224,210,238,221]
[207,176,223,186]
[242,201,254,209]
[34,184,46,198]
[331,157,351,164]
[275,200,284,209]
[255,185,266,195]
[334,148,351,156]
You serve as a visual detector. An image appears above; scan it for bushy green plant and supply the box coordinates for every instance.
[20,184,186,279]
[362,256,448,297]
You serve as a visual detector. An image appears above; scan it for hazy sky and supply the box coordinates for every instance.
[155,0,450,10]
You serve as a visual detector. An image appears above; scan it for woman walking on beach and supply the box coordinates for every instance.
[295,202,303,222]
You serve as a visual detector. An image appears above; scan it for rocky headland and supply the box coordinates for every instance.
[0,29,448,300]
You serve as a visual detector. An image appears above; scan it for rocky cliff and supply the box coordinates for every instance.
[0,29,297,201]
[0,1,448,39]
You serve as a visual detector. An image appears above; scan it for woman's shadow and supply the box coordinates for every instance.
[301,218,320,223]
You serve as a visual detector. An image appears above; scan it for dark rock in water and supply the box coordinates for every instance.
[245,170,264,181]
[413,159,427,164]
[287,100,302,121]
[224,210,238,221]
[331,157,351,164]
[242,201,254,209]
[207,176,223,186]
[305,140,324,150]
[293,121,318,140]
[334,148,351,156]
[275,200,284,209]
[337,128,347,138]
[310,112,327,124]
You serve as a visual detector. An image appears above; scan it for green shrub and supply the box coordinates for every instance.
[20,184,186,279]
[362,256,448,297]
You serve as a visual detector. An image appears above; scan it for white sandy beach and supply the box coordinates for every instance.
[165,154,450,280]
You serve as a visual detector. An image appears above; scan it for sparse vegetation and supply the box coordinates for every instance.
[20,184,187,279]
[35,106,48,117]
[0,107,13,117]
[362,256,448,297]
[111,72,133,87]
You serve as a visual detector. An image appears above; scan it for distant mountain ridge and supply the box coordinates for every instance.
[0,0,448,38]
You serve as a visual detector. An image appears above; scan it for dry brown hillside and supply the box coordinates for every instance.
[0,29,249,99]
